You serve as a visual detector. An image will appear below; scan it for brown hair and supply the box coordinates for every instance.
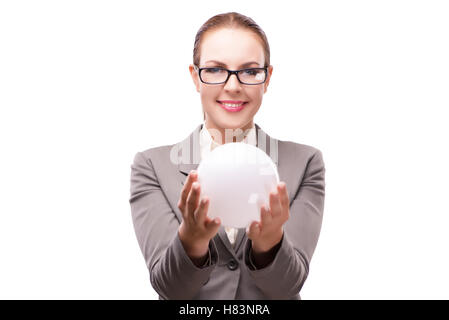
[193,12,271,120]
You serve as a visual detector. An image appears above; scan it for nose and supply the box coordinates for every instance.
[223,73,242,91]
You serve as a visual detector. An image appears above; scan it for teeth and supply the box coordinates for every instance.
[221,102,244,107]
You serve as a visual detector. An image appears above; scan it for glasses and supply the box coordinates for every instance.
[194,65,268,85]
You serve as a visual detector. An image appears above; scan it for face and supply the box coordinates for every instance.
[189,27,273,143]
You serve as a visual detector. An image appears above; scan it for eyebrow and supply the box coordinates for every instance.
[204,60,261,68]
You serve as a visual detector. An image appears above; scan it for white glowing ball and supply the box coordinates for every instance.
[197,142,280,228]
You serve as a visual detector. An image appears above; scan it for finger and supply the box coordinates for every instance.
[205,216,221,234]
[277,182,290,218]
[186,181,200,224]
[246,221,261,240]
[260,203,272,227]
[269,190,282,218]
[178,170,197,211]
[194,196,209,224]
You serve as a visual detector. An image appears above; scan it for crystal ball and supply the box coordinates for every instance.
[197,142,279,228]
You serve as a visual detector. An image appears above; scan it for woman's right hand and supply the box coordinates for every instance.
[177,170,221,262]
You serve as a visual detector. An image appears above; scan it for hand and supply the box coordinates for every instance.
[177,170,221,261]
[246,182,290,254]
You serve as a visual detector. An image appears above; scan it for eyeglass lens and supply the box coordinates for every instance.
[201,68,266,84]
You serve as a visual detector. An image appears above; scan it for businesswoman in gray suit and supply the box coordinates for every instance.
[129,12,326,300]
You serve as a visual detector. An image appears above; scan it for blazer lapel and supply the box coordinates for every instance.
[176,122,283,256]
[178,123,203,177]
[177,122,279,177]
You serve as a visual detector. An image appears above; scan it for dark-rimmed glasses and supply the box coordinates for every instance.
[193,65,268,85]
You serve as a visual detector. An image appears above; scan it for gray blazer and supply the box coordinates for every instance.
[129,122,325,300]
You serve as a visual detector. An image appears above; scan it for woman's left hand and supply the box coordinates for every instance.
[246,181,290,254]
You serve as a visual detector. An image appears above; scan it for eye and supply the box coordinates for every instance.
[204,67,225,74]
[243,69,260,76]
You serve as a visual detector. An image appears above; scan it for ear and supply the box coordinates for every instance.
[263,65,273,94]
[189,64,201,93]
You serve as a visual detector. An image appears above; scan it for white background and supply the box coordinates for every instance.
[1,0,448,299]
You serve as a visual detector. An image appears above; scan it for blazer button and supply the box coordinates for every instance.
[227,259,238,271]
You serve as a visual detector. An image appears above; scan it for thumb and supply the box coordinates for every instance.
[205,217,221,233]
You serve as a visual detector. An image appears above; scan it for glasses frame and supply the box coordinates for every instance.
[193,64,268,85]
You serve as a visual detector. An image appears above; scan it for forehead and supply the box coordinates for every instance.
[200,28,264,66]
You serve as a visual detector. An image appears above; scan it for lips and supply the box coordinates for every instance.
[217,100,248,112]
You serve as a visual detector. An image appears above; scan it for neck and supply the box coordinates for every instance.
[204,120,254,145]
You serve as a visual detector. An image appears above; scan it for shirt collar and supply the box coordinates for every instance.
[199,121,257,159]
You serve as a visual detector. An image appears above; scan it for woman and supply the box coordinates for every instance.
[129,12,326,300]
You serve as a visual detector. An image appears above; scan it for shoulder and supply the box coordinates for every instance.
[278,139,324,165]
[132,144,177,167]
[139,144,174,160]
[132,124,201,166]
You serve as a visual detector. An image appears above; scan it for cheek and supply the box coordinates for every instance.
[200,87,220,102]
[199,87,264,104]
[248,88,264,102]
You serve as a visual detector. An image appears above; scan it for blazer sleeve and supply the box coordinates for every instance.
[129,151,219,300]
[243,149,326,299]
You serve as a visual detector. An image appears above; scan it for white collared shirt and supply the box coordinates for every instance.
[199,121,257,248]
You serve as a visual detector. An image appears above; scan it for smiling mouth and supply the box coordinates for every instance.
[217,100,248,112]
[216,100,248,107]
